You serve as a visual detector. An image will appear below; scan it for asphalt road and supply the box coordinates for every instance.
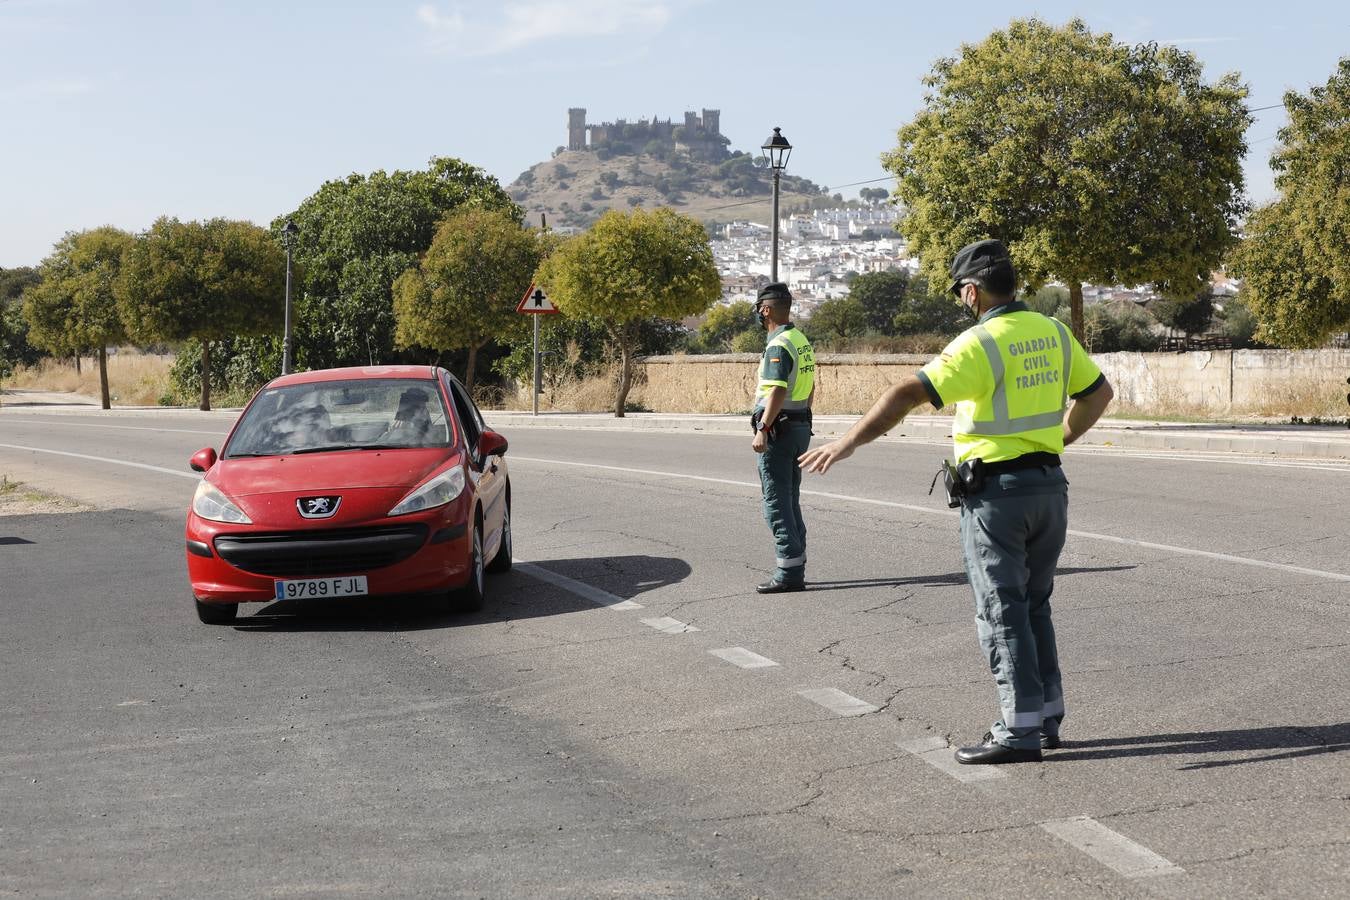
[2,408,1348,898]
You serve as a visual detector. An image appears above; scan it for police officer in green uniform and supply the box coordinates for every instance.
[751,282,816,594]
[799,240,1114,764]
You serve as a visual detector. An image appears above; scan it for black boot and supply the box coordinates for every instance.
[756,580,805,594]
[954,732,1042,764]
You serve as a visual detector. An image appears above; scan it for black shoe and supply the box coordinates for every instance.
[954,735,1043,765]
[756,580,805,594]
[1041,734,1062,750]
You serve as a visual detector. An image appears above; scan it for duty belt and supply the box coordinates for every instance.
[980,451,1061,476]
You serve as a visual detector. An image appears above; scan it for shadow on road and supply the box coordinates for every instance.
[806,564,1135,591]
[1051,723,1350,768]
[231,554,691,633]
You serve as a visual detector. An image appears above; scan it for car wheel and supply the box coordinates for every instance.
[486,494,512,574]
[452,520,486,613]
[195,597,238,625]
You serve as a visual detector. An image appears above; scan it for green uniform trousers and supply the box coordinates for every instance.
[757,419,812,585]
[959,466,1069,750]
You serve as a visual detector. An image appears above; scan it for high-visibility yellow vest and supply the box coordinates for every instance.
[756,324,816,410]
[919,305,1102,463]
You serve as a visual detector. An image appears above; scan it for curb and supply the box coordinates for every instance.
[481,412,1350,461]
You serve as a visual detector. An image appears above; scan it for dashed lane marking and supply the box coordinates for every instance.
[1040,816,1185,879]
[709,647,780,669]
[898,736,1007,783]
[513,561,643,610]
[640,616,699,634]
[796,688,879,717]
[510,457,1350,584]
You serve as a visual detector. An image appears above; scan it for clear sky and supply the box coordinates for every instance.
[1,0,1345,267]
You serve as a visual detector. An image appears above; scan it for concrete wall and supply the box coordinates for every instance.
[638,350,1350,417]
[1095,350,1350,417]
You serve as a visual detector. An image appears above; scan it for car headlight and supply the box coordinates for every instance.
[388,466,465,516]
[192,481,252,524]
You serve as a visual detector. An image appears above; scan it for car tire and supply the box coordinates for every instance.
[452,520,486,613]
[195,597,238,625]
[486,492,512,574]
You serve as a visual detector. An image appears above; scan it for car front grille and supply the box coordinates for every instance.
[214,524,431,577]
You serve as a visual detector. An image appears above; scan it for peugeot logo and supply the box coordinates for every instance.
[297,495,341,519]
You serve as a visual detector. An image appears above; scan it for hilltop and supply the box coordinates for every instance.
[505,108,837,230]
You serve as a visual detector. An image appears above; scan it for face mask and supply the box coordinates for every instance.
[959,285,979,321]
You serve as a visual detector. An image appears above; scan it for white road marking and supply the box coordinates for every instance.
[0,417,227,436]
[513,561,643,610]
[1040,816,1184,879]
[640,616,699,634]
[898,736,1007,783]
[709,647,780,669]
[796,688,879,717]
[0,444,200,479]
[510,457,1350,583]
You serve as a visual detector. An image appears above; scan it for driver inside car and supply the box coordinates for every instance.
[379,388,432,445]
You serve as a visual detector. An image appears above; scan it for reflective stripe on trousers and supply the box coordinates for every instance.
[758,421,812,584]
[959,467,1069,748]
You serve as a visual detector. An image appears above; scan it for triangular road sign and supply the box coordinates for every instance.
[516,283,559,314]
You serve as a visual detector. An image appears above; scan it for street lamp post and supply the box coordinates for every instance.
[281,219,298,375]
[761,126,792,282]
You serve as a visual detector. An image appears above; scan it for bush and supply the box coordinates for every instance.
[1081,302,1161,353]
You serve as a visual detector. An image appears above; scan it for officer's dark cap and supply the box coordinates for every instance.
[757,282,793,304]
[948,239,1015,295]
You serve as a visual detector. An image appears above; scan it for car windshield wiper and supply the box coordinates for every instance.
[290,443,410,454]
[225,451,279,458]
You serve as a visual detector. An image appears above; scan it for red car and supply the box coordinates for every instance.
[185,366,511,624]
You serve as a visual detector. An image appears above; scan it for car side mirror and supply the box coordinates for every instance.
[479,430,508,458]
[190,447,218,472]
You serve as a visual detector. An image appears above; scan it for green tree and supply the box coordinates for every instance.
[392,209,547,391]
[1150,289,1215,338]
[891,277,968,337]
[117,218,284,411]
[279,157,519,371]
[536,207,721,416]
[848,270,911,333]
[809,295,868,345]
[0,267,43,379]
[695,300,757,352]
[23,227,136,408]
[883,17,1250,340]
[1232,58,1350,346]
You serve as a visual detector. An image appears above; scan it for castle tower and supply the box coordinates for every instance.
[684,111,698,130]
[702,108,721,136]
[568,108,587,151]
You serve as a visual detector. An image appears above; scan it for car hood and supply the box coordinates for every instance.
[210,449,459,497]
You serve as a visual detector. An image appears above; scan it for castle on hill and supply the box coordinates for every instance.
[567,107,730,160]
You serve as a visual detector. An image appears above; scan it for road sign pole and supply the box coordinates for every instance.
[532,313,540,416]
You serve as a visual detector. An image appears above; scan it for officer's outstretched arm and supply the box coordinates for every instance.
[1064,377,1115,446]
[799,377,929,474]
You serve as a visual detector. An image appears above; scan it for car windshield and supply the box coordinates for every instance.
[225,378,454,458]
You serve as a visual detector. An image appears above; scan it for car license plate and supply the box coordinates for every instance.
[274,576,368,601]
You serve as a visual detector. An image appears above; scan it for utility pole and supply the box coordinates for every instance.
[533,212,546,416]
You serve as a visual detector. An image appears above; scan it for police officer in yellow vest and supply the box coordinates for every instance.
[799,240,1114,764]
[751,282,816,594]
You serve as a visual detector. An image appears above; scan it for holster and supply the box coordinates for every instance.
[931,458,986,508]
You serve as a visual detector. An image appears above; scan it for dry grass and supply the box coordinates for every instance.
[0,475,87,516]
[1244,375,1349,420]
[3,349,174,406]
